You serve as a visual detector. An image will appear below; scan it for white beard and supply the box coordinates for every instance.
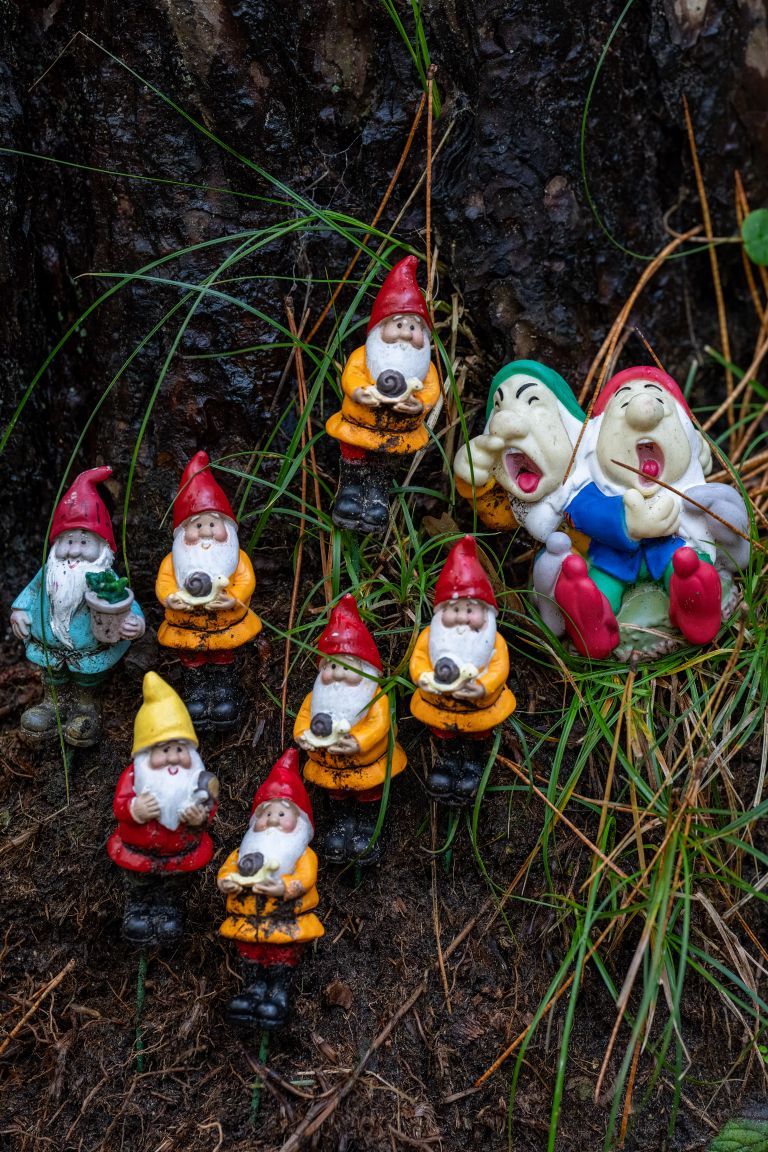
[365,326,431,384]
[133,747,206,832]
[238,817,312,876]
[428,611,497,676]
[45,544,114,648]
[310,659,379,727]
[172,520,240,590]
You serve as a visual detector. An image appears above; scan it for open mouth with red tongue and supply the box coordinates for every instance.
[505,450,542,494]
[636,439,664,484]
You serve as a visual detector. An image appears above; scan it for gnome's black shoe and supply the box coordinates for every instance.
[209,666,240,731]
[152,905,184,944]
[451,745,490,806]
[122,903,155,946]
[226,973,269,1026]
[425,768,454,801]
[332,460,368,532]
[320,812,355,864]
[256,965,294,1030]
[347,808,383,866]
[181,666,210,730]
[425,742,461,802]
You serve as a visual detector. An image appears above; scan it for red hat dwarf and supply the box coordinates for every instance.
[594,366,693,420]
[50,466,116,551]
[433,536,498,610]
[250,748,313,829]
[368,255,432,333]
[316,593,382,672]
[172,450,236,531]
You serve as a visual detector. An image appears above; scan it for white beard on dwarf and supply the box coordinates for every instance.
[428,608,497,675]
[310,658,379,727]
[45,543,114,648]
[364,326,431,384]
[238,814,312,877]
[172,518,240,590]
[133,747,206,831]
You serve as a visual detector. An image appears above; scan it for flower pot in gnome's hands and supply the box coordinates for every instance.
[325,256,440,537]
[85,570,135,644]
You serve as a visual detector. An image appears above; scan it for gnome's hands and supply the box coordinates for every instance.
[180,802,208,827]
[165,592,189,611]
[218,875,243,895]
[624,489,679,540]
[452,679,486,701]
[119,614,145,640]
[131,792,161,824]
[328,734,361,755]
[253,876,286,898]
[454,435,505,487]
[10,609,31,641]
[352,386,382,409]
[204,592,237,612]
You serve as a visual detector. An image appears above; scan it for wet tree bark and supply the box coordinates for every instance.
[1,0,767,597]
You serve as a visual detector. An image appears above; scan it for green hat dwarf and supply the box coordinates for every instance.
[485,360,586,424]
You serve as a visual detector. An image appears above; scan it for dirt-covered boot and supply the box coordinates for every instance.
[19,679,68,746]
[64,683,103,747]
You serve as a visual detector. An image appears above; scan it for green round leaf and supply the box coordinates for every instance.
[742,209,768,265]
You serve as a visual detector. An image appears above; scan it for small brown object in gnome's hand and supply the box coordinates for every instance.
[325,256,440,536]
[410,536,516,806]
[218,750,323,1032]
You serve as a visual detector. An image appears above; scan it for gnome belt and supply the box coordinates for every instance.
[420,685,505,715]
[342,404,425,433]
[164,607,250,634]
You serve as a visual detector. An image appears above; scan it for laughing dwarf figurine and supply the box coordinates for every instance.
[108,672,219,946]
[326,256,440,535]
[218,749,323,1031]
[156,451,262,731]
[294,594,406,865]
[409,536,516,804]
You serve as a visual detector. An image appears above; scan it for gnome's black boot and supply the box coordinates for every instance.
[451,739,491,806]
[332,458,368,532]
[64,679,104,747]
[181,665,210,730]
[320,806,356,865]
[256,965,295,1030]
[226,963,270,1025]
[122,874,158,946]
[20,678,67,745]
[209,663,240,731]
[425,739,461,802]
[359,465,392,536]
[347,805,383,866]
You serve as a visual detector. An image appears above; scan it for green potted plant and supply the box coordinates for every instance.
[85,570,135,644]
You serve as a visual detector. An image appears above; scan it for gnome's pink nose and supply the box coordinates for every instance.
[625,394,664,432]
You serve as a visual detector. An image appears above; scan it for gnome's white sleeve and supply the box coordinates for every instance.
[683,483,750,571]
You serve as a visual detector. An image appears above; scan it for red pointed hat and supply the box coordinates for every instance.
[316,593,382,672]
[172,450,236,531]
[50,466,116,551]
[250,748,313,828]
[433,536,498,610]
[368,255,432,333]
[594,366,693,419]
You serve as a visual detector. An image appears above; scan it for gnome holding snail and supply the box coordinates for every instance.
[218,749,323,1031]
[326,255,441,535]
[294,594,406,865]
[409,536,516,804]
[10,466,145,747]
[107,672,219,946]
[156,451,262,731]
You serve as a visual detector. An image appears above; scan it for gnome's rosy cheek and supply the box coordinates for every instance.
[466,603,487,630]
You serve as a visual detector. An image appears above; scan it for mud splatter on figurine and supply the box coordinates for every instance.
[294,594,406,865]
[10,467,145,747]
[326,255,440,535]
[410,536,516,804]
[218,749,323,1030]
[108,672,218,946]
[156,451,262,731]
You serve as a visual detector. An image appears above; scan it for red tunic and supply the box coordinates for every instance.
[107,762,216,874]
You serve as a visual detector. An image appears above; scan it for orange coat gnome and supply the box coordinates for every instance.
[294,594,406,866]
[326,255,441,536]
[218,749,323,1030]
[410,536,516,805]
[156,451,261,732]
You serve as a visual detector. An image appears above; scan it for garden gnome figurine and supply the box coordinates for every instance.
[553,366,748,658]
[326,255,440,535]
[156,451,262,731]
[108,672,219,946]
[410,536,516,804]
[218,749,323,1030]
[294,594,406,865]
[10,466,145,747]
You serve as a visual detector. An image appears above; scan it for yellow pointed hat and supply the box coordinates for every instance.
[132,671,198,756]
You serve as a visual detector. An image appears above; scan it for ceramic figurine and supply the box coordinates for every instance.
[10,467,145,747]
[156,451,262,731]
[409,536,516,804]
[326,255,440,535]
[218,749,323,1030]
[294,594,406,865]
[549,366,750,658]
[108,672,219,946]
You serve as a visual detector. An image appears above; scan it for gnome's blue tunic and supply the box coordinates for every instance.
[565,483,685,583]
[12,568,144,678]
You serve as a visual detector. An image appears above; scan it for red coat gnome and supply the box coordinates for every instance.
[326,256,441,536]
[108,672,219,947]
[294,594,406,866]
[409,536,516,804]
[155,451,262,731]
[218,749,324,1030]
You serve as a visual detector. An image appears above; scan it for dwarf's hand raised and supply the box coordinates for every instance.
[624,489,679,540]
[131,792,160,824]
[454,434,506,487]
